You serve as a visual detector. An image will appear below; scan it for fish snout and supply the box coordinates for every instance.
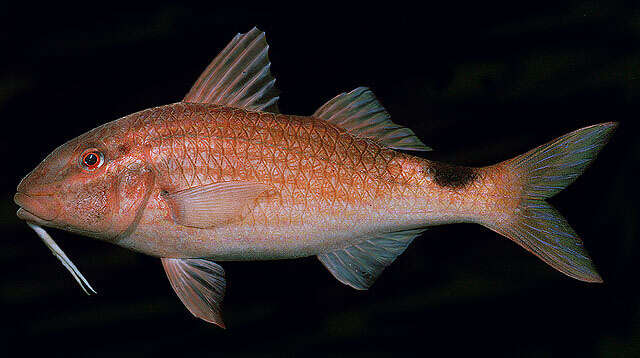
[14,192,60,222]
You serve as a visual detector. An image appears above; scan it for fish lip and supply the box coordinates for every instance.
[14,192,60,222]
[16,207,50,225]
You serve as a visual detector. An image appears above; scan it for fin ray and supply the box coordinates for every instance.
[506,122,617,199]
[491,199,602,282]
[486,122,617,282]
[162,258,226,327]
[183,27,279,112]
[313,87,430,151]
[318,228,426,290]
[162,181,271,228]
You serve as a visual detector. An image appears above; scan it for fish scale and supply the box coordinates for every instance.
[133,103,415,201]
[122,103,435,246]
[14,27,616,328]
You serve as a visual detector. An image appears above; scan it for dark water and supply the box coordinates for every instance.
[1,2,638,356]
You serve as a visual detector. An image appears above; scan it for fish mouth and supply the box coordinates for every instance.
[14,192,60,223]
[16,207,49,225]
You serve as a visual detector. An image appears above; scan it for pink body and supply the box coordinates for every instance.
[30,102,506,260]
[14,27,615,327]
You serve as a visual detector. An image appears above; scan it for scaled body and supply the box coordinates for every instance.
[14,27,616,327]
[109,102,500,259]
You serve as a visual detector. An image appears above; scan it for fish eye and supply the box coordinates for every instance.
[80,149,104,172]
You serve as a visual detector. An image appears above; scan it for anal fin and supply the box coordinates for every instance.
[162,258,227,328]
[318,228,426,290]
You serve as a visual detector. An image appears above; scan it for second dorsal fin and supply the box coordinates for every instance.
[313,87,431,151]
[183,27,279,112]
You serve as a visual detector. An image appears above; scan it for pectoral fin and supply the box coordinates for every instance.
[162,181,271,228]
[161,258,226,328]
[318,229,426,290]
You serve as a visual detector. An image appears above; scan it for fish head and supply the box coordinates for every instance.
[15,124,155,241]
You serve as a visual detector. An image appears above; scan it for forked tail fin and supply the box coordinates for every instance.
[486,122,617,282]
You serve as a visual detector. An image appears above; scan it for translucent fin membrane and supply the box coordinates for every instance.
[313,87,431,151]
[508,122,618,199]
[27,223,96,295]
[161,258,226,328]
[492,199,603,282]
[183,27,280,112]
[487,122,617,282]
[318,228,426,290]
[162,181,269,228]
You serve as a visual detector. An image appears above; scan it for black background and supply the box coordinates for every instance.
[1,1,639,357]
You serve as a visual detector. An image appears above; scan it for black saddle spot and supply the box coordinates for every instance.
[429,162,477,189]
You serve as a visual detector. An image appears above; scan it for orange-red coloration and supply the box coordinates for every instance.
[14,27,616,327]
[22,101,505,260]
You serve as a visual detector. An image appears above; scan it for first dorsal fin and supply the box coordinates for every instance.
[313,87,431,151]
[183,27,279,112]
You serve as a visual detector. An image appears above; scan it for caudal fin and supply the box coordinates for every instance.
[487,122,617,282]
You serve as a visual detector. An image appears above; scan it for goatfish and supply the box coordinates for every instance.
[14,27,617,328]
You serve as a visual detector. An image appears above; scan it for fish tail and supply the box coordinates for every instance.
[483,122,617,282]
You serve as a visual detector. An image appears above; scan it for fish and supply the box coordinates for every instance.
[14,27,618,328]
